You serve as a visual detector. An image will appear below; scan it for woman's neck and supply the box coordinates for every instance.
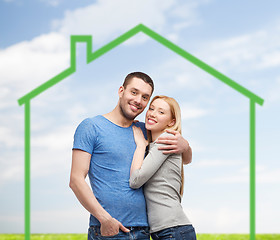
[151,130,165,142]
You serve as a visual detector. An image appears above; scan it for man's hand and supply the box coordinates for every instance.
[156,129,192,164]
[156,129,189,154]
[100,217,130,236]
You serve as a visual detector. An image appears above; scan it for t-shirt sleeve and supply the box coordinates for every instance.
[72,118,96,155]
[134,121,147,140]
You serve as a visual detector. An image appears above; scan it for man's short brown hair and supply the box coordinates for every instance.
[123,72,154,94]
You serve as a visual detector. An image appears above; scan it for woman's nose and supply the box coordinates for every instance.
[149,110,156,117]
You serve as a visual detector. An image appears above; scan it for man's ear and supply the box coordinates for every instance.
[168,119,176,127]
[118,86,124,98]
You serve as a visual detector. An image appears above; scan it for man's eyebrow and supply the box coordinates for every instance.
[131,88,150,97]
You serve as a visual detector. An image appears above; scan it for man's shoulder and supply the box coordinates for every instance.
[134,121,145,128]
[75,116,103,133]
[79,115,103,125]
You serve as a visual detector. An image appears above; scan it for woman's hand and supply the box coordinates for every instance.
[132,126,148,148]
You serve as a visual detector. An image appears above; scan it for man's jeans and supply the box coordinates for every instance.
[88,226,150,240]
[151,225,196,240]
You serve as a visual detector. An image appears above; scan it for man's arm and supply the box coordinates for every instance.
[156,129,192,165]
[69,149,129,236]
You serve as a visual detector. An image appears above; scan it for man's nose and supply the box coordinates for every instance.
[134,95,142,104]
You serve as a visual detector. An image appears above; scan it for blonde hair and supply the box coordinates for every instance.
[148,95,185,196]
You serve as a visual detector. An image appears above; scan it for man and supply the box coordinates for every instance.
[70,72,192,240]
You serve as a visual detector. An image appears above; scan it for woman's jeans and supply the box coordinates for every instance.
[151,225,196,240]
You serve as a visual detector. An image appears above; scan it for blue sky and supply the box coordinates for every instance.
[1,0,280,234]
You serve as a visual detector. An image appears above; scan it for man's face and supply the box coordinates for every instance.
[118,77,153,120]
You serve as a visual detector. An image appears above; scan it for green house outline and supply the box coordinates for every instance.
[18,24,264,240]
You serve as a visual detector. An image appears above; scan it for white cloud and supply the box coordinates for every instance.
[151,56,216,98]
[169,0,205,30]
[192,18,280,111]
[199,23,280,73]
[123,32,151,46]
[0,147,24,186]
[256,166,280,184]
[40,0,62,7]
[210,173,248,184]
[0,125,22,148]
[0,32,70,110]
[51,0,174,44]
[266,76,280,103]
[0,31,72,189]
[205,164,280,184]
[180,103,210,120]
[0,0,205,114]
[50,0,206,47]
[0,164,23,183]
[187,207,248,233]
[195,158,244,168]
[31,209,89,233]
[0,213,23,233]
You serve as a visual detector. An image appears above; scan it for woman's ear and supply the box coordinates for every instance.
[168,119,176,127]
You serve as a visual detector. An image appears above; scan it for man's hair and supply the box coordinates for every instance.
[123,72,154,94]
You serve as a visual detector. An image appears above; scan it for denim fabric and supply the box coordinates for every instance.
[88,226,150,240]
[151,225,196,240]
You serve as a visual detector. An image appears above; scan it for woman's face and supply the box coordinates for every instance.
[145,98,174,133]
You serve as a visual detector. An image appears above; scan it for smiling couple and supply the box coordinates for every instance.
[70,72,197,240]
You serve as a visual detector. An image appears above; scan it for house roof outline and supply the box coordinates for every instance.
[18,24,263,240]
[18,23,264,106]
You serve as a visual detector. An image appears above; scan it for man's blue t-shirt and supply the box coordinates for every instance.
[73,115,148,227]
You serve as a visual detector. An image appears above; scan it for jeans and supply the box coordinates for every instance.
[88,226,150,240]
[151,225,196,240]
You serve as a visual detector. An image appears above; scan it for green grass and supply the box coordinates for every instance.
[197,234,280,240]
[0,234,279,240]
[0,234,85,240]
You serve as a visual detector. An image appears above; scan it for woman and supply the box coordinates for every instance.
[129,95,196,240]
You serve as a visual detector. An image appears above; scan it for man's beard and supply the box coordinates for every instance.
[119,102,139,121]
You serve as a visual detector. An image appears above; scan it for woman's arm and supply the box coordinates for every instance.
[130,126,148,175]
[129,127,170,189]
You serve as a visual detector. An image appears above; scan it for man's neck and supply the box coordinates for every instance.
[103,107,134,128]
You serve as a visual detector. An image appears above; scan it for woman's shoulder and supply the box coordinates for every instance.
[150,132,174,148]
[159,131,174,138]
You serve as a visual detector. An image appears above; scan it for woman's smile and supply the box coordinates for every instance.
[147,118,157,125]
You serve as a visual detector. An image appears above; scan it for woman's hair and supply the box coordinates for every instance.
[148,95,185,196]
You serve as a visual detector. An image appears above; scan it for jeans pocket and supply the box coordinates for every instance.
[140,229,150,236]
[153,228,175,239]
[88,226,120,240]
[179,225,197,240]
